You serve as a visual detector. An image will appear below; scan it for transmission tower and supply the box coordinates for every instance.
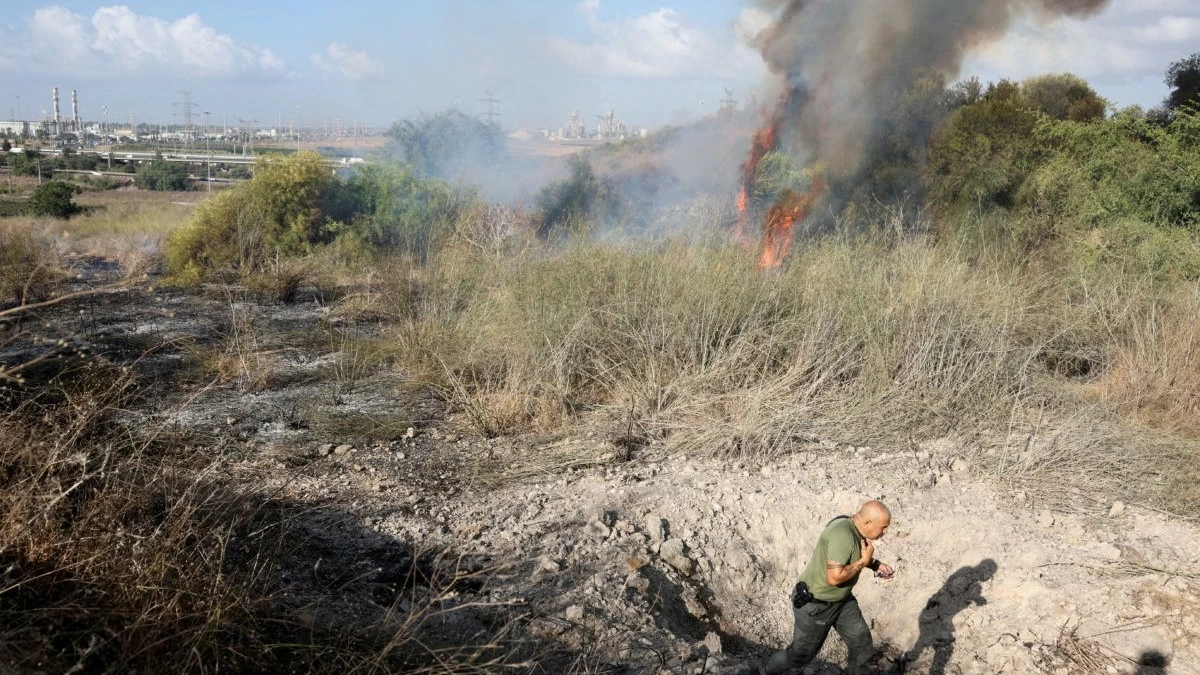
[720,87,738,121]
[174,90,198,146]
[236,117,260,155]
[479,90,500,126]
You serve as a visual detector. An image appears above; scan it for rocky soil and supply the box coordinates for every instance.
[8,260,1198,674]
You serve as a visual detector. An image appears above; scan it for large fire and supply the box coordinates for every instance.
[735,88,825,268]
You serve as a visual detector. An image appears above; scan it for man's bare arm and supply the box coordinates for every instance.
[825,537,876,586]
[825,559,870,586]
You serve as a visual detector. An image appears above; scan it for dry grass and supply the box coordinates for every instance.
[3,191,195,279]
[364,226,1200,512]
[388,235,1042,451]
[1080,283,1200,437]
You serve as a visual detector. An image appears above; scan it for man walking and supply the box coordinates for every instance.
[751,500,894,675]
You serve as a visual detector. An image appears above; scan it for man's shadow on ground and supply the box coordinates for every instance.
[1136,650,1169,674]
[898,558,997,674]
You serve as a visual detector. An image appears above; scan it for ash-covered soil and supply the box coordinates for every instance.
[6,261,1196,675]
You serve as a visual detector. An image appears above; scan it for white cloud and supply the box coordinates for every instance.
[549,1,759,79]
[311,42,385,81]
[2,5,285,78]
[965,0,1200,95]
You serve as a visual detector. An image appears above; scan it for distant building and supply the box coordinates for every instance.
[0,121,37,136]
[595,109,626,141]
[550,108,641,143]
[557,110,587,141]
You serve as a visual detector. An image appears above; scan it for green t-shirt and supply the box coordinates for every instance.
[799,516,864,602]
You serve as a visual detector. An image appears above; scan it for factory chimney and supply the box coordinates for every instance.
[71,89,80,134]
[52,86,60,136]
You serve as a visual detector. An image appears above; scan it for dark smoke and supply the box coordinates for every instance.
[750,0,1112,177]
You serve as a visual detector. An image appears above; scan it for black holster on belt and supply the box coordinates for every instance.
[791,581,815,608]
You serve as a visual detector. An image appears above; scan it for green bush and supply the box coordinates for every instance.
[166,152,470,281]
[27,181,82,219]
[1072,219,1200,281]
[533,158,619,238]
[1018,109,1200,231]
[335,164,468,260]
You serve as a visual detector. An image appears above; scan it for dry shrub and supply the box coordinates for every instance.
[0,220,65,305]
[244,255,320,303]
[1084,284,1200,437]
[0,365,291,672]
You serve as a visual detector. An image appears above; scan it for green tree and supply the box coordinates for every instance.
[853,71,965,208]
[1,138,11,152]
[1022,73,1107,122]
[135,153,190,191]
[533,158,618,238]
[10,150,49,179]
[27,181,82,219]
[927,80,1041,210]
[383,109,505,179]
[1166,53,1200,113]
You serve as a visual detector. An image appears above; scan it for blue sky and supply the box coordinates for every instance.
[1,1,1197,132]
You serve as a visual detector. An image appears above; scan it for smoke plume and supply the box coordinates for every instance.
[750,0,1112,177]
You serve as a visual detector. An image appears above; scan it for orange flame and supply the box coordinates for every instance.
[759,180,825,269]
[735,87,825,269]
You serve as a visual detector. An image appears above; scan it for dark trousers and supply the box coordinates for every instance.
[761,596,873,675]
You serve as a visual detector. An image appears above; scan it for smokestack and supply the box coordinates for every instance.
[52,86,60,136]
[71,89,80,134]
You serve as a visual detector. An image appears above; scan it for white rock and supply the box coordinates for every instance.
[660,538,694,575]
[565,605,585,621]
[703,631,722,654]
[1036,510,1055,528]
[584,519,611,538]
[1108,501,1126,518]
[333,444,353,455]
[644,514,668,543]
[625,571,650,594]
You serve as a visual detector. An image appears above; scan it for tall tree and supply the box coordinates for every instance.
[1166,53,1200,112]
[383,110,505,180]
[1022,73,1107,122]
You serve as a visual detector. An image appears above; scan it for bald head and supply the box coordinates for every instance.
[853,500,892,540]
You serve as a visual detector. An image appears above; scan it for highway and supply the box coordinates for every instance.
[20,147,364,167]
